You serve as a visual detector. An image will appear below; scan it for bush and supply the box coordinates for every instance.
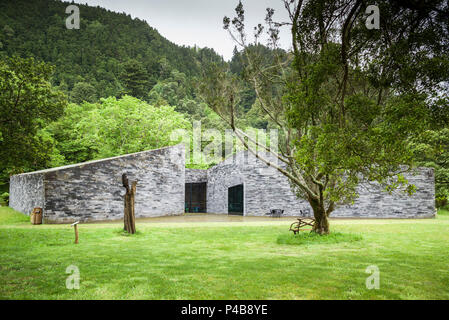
[436,195,448,208]
[0,192,9,206]
[277,232,362,246]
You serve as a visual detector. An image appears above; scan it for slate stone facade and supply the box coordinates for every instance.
[185,169,208,183]
[10,145,435,222]
[206,151,436,218]
[206,152,309,216]
[10,144,185,223]
[9,173,45,216]
[331,167,435,218]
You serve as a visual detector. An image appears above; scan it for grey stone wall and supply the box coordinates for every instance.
[207,151,435,218]
[243,153,309,216]
[10,145,185,223]
[332,168,435,218]
[9,145,435,222]
[185,169,207,183]
[207,153,245,214]
[9,173,45,216]
[207,152,306,215]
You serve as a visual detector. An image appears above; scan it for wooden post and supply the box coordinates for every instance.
[71,221,79,244]
[122,174,137,234]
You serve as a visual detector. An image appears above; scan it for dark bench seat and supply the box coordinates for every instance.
[266,209,284,218]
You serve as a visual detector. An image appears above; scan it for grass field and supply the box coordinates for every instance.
[0,206,448,300]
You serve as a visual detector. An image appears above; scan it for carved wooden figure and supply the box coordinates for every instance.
[122,173,137,234]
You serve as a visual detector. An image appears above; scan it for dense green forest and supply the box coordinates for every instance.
[0,0,264,127]
[0,0,225,98]
[0,0,447,207]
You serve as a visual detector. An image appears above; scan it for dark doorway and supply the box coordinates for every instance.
[185,183,207,213]
[228,184,244,215]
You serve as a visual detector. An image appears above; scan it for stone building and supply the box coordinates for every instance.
[9,144,436,223]
[9,145,185,223]
[205,151,436,218]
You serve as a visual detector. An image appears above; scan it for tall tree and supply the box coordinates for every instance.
[120,59,150,99]
[0,56,66,174]
[70,82,98,104]
[200,0,449,234]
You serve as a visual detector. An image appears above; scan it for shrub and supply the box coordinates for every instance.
[436,194,448,208]
[0,192,9,206]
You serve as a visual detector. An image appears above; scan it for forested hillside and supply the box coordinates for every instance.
[0,0,224,100]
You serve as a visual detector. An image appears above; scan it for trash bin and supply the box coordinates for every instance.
[31,207,43,225]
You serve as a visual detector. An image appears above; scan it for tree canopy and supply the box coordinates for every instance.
[45,96,192,163]
[0,56,66,174]
[200,0,449,233]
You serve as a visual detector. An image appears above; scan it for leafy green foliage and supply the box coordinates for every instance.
[0,0,446,213]
[45,96,191,162]
[0,192,9,206]
[70,82,98,104]
[0,56,66,174]
[412,128,449,207]
[120,59,150,99]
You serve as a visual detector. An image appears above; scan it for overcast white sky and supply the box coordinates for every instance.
[75,0,292,60]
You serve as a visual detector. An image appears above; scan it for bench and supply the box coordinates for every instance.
[266,209,284,218]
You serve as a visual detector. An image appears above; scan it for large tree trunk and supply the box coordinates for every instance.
[309,198,330,235]
[122,174,137,234]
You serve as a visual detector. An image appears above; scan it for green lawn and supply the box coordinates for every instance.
[0,206,448,300]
